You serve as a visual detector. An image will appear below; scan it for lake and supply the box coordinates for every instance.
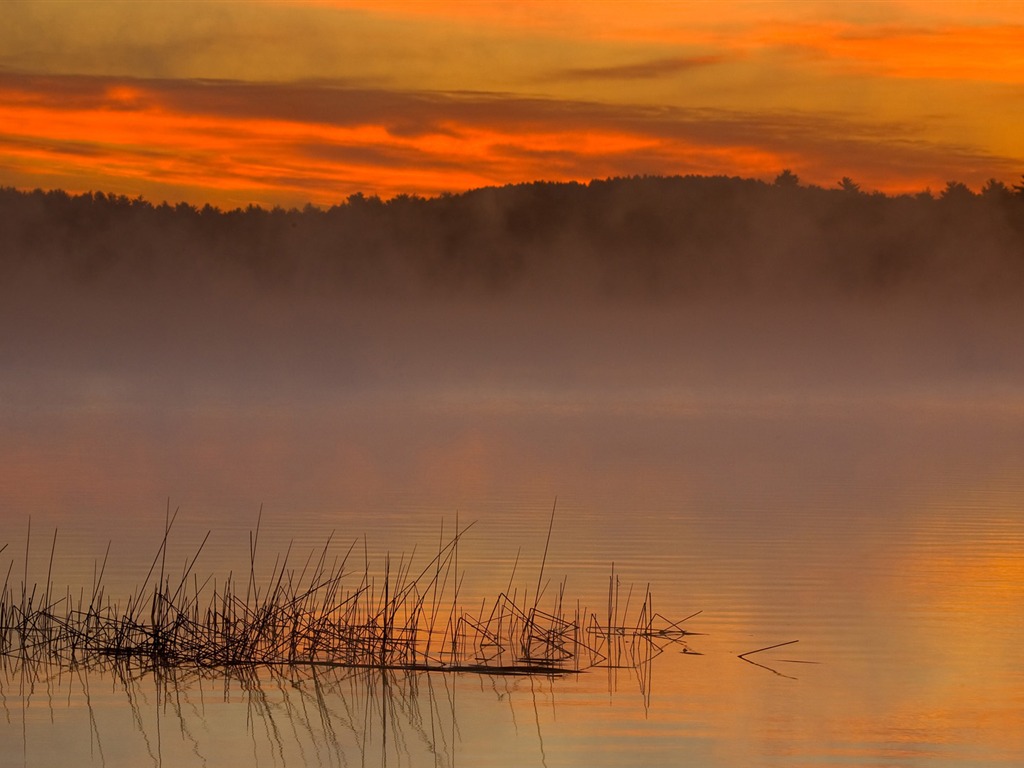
[2,294,1023,766]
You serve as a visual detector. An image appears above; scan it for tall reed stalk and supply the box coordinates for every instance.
[0,514,695,677]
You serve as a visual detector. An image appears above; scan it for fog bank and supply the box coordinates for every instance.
[3,176,1024,412]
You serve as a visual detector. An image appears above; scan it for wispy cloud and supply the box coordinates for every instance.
[0,71,1019,206]
[752,21,1024,84]
[0,2,1020,205]
[312,2,1024,83]
[544,55,725,82]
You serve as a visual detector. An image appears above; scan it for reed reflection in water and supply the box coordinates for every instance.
[5,655,708,768]
[5,661,461,767]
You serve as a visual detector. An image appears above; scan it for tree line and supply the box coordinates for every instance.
[2,173,1023,300]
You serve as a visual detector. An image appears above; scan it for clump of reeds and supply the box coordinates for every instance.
[0,509,695,677]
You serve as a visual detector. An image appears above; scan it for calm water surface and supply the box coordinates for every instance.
[2,300,1023,767]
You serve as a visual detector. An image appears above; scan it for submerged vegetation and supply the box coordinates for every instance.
[0,510,695,679]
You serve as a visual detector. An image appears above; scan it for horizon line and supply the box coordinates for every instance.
[5,171,1022,213]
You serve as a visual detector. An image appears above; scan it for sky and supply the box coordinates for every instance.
[1,0,1022,208]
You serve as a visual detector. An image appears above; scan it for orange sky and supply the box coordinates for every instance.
[0,1,1021,208]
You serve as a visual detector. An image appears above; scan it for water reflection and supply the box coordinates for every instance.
[2,405,1024,766]
[3,295,1024,766]
[5,660,453,767]
[5,657,690,768]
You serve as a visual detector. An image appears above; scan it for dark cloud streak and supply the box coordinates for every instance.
[543,55,725,82]
[0,71,1019,201]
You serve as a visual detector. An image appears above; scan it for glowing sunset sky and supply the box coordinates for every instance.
[1,0,1021,208]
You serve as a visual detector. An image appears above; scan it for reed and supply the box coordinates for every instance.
[0,514,695,677]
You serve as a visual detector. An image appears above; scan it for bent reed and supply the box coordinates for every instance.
[0,509,695,676]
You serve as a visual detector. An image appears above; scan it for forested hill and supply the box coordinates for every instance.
[3,175,1024,301]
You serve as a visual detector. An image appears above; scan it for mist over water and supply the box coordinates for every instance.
[3,178,1023,595]
[4,177,1023,414]
[2,178,1024,766]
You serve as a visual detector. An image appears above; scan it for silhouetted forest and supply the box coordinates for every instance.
[3,174,1024,301]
